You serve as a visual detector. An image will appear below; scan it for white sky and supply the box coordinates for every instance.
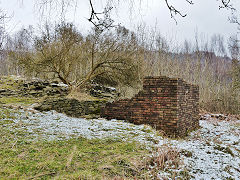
[1,0,239,48]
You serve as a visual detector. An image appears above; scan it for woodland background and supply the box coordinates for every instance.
[0,0,239,114]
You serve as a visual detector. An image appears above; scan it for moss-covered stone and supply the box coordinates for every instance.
[0,76,69,98]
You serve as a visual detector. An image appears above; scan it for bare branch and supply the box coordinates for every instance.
[87,0,115,31]
[33,0,236,27]
[219,0,235,10]
[164,0,194,24]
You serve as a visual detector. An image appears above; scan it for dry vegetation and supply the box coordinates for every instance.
[145,145,184,179]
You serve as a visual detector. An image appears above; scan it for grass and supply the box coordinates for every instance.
[0,108,151,179]
[146,144,186,179]
[214,145,235,157]
[234,122,240,128]
[153,145,181,170]
[0,134,149,179]
[0,107,189,179]
[0,108,18,120]
[0,96,39,106]
[0,76,41,107]
[0,76,21,90]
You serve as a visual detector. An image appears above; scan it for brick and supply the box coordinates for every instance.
[100,76,199,137]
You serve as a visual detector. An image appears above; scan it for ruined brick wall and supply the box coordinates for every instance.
[101,76,200,137]
[176,79,200,136]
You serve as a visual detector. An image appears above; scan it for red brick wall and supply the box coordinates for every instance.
[101,76,200,137]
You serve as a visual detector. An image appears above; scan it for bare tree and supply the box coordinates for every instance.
[0,9,9,75]
[6,26,34,75]
[229,35,240,86]
[10,22,142,91]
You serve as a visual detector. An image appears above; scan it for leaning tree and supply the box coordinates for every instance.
[10,22,143,91]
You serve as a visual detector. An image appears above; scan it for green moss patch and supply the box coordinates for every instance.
[0,76,22,90]
[0,97,38,106]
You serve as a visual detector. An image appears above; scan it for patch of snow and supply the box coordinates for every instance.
[167,120,240,179]
[9,109,163,146]
[108,87,116,91]
[1,108,240,179]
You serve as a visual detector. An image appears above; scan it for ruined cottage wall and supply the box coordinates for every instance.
[177,80,200,135]
[141,77,179,134]
[101,76,199,137]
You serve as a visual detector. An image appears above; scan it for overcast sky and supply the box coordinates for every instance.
[1,0,239,48]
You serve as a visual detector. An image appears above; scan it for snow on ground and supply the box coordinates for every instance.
[1,109,240,179]
[7,109,164,146]
[170,119,240,179]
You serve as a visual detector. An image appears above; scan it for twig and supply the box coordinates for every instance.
[219,0,235,10]
[11,132,18,149]
[27,172,56,180]
[164,0,194,24]
[66,145,77,169]
[11,140,18,149]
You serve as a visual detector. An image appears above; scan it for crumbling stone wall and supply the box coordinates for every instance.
[35,98,106,118]
[0,76,68,97]
[101,76,200,137]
